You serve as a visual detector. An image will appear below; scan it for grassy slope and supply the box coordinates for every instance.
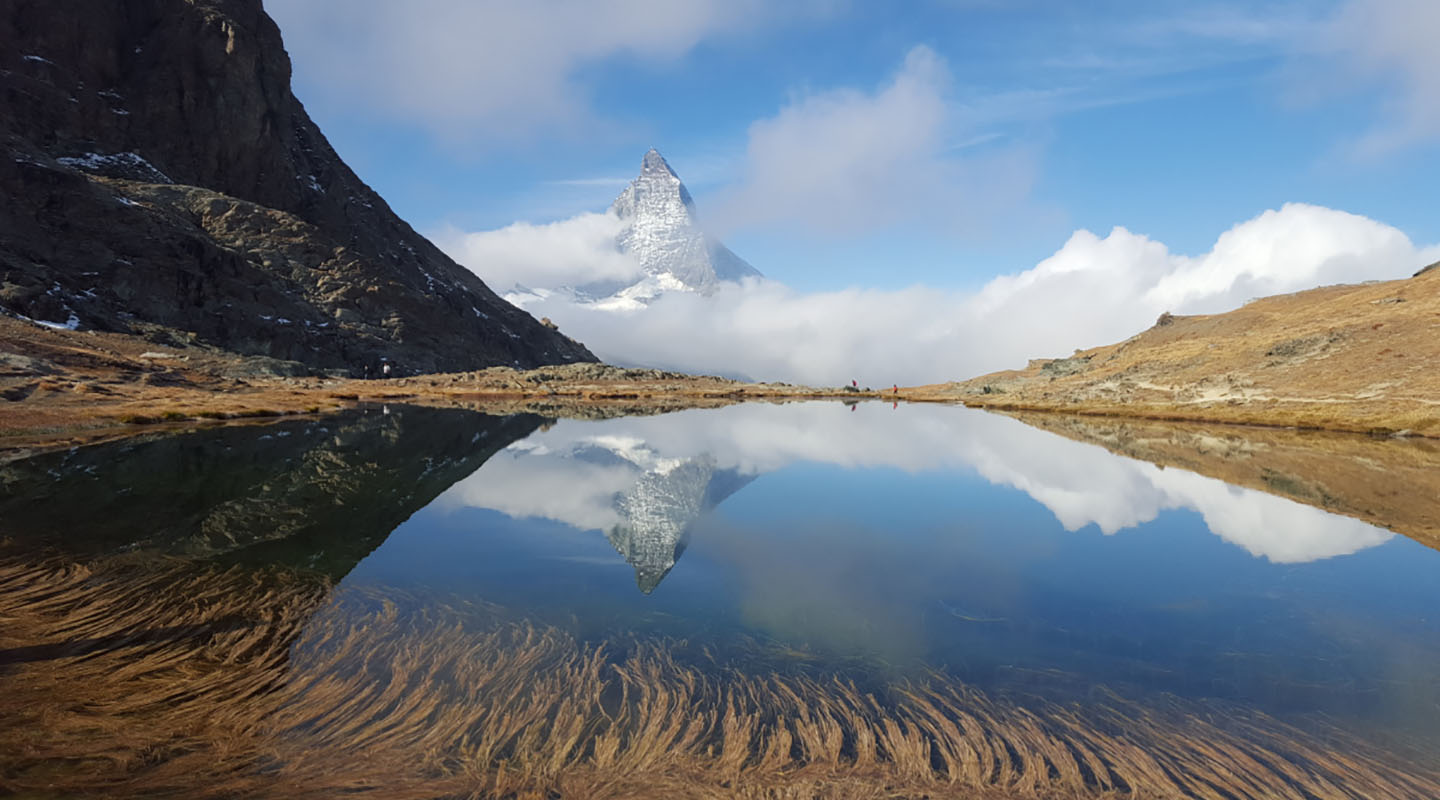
[925,265,1440,436]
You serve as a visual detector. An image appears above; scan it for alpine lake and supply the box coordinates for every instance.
[3,401,1439,798]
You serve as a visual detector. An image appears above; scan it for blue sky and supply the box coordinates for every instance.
[268,0,1439,293]
[264,1,1439,383]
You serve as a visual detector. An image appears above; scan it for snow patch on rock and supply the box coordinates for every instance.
[56,151,173,184]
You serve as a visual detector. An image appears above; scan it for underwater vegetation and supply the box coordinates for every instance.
[2,555,1436,799]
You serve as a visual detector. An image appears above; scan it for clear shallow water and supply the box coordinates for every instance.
[3,401,1439,796]
[347,403,1440,721]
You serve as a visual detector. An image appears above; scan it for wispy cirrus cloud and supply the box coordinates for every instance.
[1309,0,1440,156]
[544,177,633,188]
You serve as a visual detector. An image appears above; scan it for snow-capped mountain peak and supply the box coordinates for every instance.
[639,147,679,179]
[607,149,760,300]
[503,148,761,313]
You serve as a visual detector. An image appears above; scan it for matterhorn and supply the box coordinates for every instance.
[608,147,761,299]
[510,149,761,311]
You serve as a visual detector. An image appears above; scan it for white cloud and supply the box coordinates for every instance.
[1308,0,1440,155]
[511,203,1437,385]
[264,0,805,142]
[437,445,631,531]
[432,213,638,290]
[1144,204,1422,311]
[708,46,1039,236]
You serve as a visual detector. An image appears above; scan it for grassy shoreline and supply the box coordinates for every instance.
[0,313,894,454]
[6,265,1438,451]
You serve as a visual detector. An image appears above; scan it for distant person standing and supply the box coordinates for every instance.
[382,362,392,378]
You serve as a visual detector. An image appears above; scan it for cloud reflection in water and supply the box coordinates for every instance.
[438,402,1391,568]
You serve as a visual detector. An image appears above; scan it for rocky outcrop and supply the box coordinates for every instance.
[0,0,595,374]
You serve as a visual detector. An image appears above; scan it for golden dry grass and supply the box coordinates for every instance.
[926,268,1440,437]
[2,555,1437,799]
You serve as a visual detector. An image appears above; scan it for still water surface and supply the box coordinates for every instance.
[3,401,1438,797]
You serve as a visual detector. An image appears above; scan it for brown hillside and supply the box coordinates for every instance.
[927,264,1440,436]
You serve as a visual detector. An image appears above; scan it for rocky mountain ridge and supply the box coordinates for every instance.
[509,149,760,312]
[0,0,594,374]
[609,149,760,297]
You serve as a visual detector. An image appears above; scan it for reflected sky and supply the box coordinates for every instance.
[435,401,1393,565]
[347,401,1440,733]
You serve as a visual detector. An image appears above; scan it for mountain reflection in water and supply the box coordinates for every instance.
[444,435,752,593]
[441,401,1396,576]
[2,401,1438,798]
[0,406,543,574]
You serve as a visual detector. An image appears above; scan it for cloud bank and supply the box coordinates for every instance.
[454,202,1437,385]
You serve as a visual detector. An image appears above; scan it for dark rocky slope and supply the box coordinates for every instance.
[0,0,594,374]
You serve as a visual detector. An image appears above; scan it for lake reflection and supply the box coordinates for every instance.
[3,401,1439,798]
[362,403,1434,710]
[440,401,1395,571]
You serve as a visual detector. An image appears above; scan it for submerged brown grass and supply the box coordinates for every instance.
[1,556,1436,799]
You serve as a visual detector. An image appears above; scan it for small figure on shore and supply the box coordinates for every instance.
[852,379,857,388]
[363,364,371,380]
[892,384,898,394]
[382,361,392,378]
